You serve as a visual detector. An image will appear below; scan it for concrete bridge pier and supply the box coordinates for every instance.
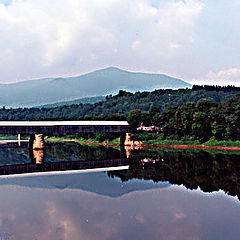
[120,133,126,158]
[29,134,45,164]
[120,133,133,146]
[120,133,126,146]
[33,149,45,164]
[29,148,45,164]
[29,134,45,150]
[17,133,21,146]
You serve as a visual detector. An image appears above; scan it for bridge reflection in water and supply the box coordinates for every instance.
[0,141,130,176]
[0,141,239,201]
[0,158,129,177]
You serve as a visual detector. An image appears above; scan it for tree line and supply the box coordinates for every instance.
[0,85,239,142]
[0,85,239,121]
[127,93,240,142]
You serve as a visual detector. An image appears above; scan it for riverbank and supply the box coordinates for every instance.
[46,136,121,147]
[46,137,240,151]
[142,143,240,151]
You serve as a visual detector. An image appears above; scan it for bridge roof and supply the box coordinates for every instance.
[0,121,129,127]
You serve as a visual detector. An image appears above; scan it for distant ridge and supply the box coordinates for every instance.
[0,67,191,108]
[39,96,105,108]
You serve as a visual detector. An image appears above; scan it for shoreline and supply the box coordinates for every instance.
[46,138,240,151]
[142,143,240,151]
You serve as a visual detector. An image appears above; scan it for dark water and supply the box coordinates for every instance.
[0,141,239,240]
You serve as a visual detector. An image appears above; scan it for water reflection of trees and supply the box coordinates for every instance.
[45,142,122,162]
[109,149,240,199]
[0,142,123,166]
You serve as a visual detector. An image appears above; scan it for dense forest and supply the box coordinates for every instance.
[0,85,240,143]
[128,89,240,142]
[39,96,105,108]
[0,85,239,120]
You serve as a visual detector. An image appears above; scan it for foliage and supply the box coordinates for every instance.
[0,85,239,121]
[131,92,240,143]
[0,85,240,143]
[204,139,240,146]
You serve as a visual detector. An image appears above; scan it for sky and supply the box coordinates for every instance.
[0,0,240,86]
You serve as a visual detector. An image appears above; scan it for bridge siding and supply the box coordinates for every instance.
[0,125,130,135]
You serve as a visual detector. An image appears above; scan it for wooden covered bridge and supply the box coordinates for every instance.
[0,121,131,149]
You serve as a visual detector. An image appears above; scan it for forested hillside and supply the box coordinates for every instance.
[128,89,240,142]
[0,85,240,142]
[39,96,105,108]
[0,85,238,121]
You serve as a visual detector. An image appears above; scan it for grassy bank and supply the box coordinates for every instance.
[132,133,240,147]
[0,134,29,140]
[0,134,20,140]
[1,133,240,149]
[142,139,201,145]
[142,139,240,147]
[46,136,120,144]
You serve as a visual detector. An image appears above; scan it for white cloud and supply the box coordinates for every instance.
[170,43,182,49]
[131,40,141,50]
[0,0,204,82]
[190,67,240,86]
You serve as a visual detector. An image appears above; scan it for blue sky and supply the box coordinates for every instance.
[0,0,12,5]
[0,0,239,85]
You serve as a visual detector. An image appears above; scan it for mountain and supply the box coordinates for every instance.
[39,96,105,108]
[0,67,191,108]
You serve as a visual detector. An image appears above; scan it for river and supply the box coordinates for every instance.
[0,141,239,240]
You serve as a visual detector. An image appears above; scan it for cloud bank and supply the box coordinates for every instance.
[0,0,240,85]
[0,0,204,83]
[195,68,240,86]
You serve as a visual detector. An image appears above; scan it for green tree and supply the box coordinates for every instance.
[127,109,142,129]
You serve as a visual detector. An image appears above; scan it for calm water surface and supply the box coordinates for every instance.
[0,141,239,240]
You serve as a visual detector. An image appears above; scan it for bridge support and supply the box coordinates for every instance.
[120,133,132,146]
[17,133,21,146]
[120,133,126,146]
[32,150,45,164]
[125,133,132,145]
[29,134,45,164]
[29,134,45,150]
[120,133,126,158]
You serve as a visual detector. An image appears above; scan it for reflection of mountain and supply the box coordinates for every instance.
[0,142,169,197]
[0,171,170,198]
[117,149,240,199]
[0,142,239,199]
